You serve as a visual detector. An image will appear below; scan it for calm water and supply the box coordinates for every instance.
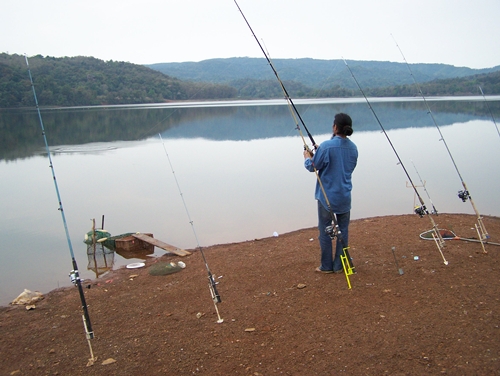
[0,97,499,305]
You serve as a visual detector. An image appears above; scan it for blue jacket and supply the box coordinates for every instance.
[304,135,358,214]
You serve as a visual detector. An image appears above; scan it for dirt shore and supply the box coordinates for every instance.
[1,213,499,375]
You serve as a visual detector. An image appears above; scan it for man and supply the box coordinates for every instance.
[303,113,358,273]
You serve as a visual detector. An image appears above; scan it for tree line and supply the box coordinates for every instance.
[230,71,500,99]
[0,54,237,108]
[311,70,500,98]
[1,53,499,108]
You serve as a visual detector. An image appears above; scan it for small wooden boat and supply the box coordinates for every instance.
[85,230,191,257]
[115,233,155,252]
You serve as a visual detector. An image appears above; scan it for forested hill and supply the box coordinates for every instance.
[148,57,500,90]
[0,54,236,108]
[148,58,500,99]
[1,54,500,108]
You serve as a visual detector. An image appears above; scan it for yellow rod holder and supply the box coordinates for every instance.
[340,247,354,289]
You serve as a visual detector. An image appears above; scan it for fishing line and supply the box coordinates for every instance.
[159,134,223,323]
[315,59,343,96]
[25,56,96,363]
[106,59,243,143]
[478,86,500,138]
[261,38,342,122]
[391,35,489,241]
[234,0,356,279]
[342,58,448,265]
[260,41,315,143]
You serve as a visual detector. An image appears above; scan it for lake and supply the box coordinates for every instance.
[0,97,499,306]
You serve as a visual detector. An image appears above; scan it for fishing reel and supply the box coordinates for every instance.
[458,190,470,202]
[414,205,428,218]
[325,225,337,240]
[208,274,221,304]
[69,270,78,285]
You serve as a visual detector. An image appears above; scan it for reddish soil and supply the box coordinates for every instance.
[1,213,499,375]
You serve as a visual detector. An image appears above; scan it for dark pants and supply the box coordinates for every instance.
[317,201,350,272]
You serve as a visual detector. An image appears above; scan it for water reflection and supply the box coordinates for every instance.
[86,244,114,279]
[1,97,499,161]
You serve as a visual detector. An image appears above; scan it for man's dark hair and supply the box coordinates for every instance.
[334,113,353,136]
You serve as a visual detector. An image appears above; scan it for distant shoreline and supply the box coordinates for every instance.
[4,95,500,112]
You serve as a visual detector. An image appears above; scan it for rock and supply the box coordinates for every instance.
[102,358,117,365]
[11,289,44,305]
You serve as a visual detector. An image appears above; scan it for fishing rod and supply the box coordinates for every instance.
[159,134,223,323]
[25,56,96,364]
[410,159,438,215]
[233,0,355,281]
[342,58,448,265]
[391,35,489,241]
[478,86,500,138]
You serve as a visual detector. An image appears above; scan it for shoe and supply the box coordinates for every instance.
[333,269,344,274]
[315,267,333,274]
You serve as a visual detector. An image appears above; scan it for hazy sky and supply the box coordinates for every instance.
[2,0,499,69]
